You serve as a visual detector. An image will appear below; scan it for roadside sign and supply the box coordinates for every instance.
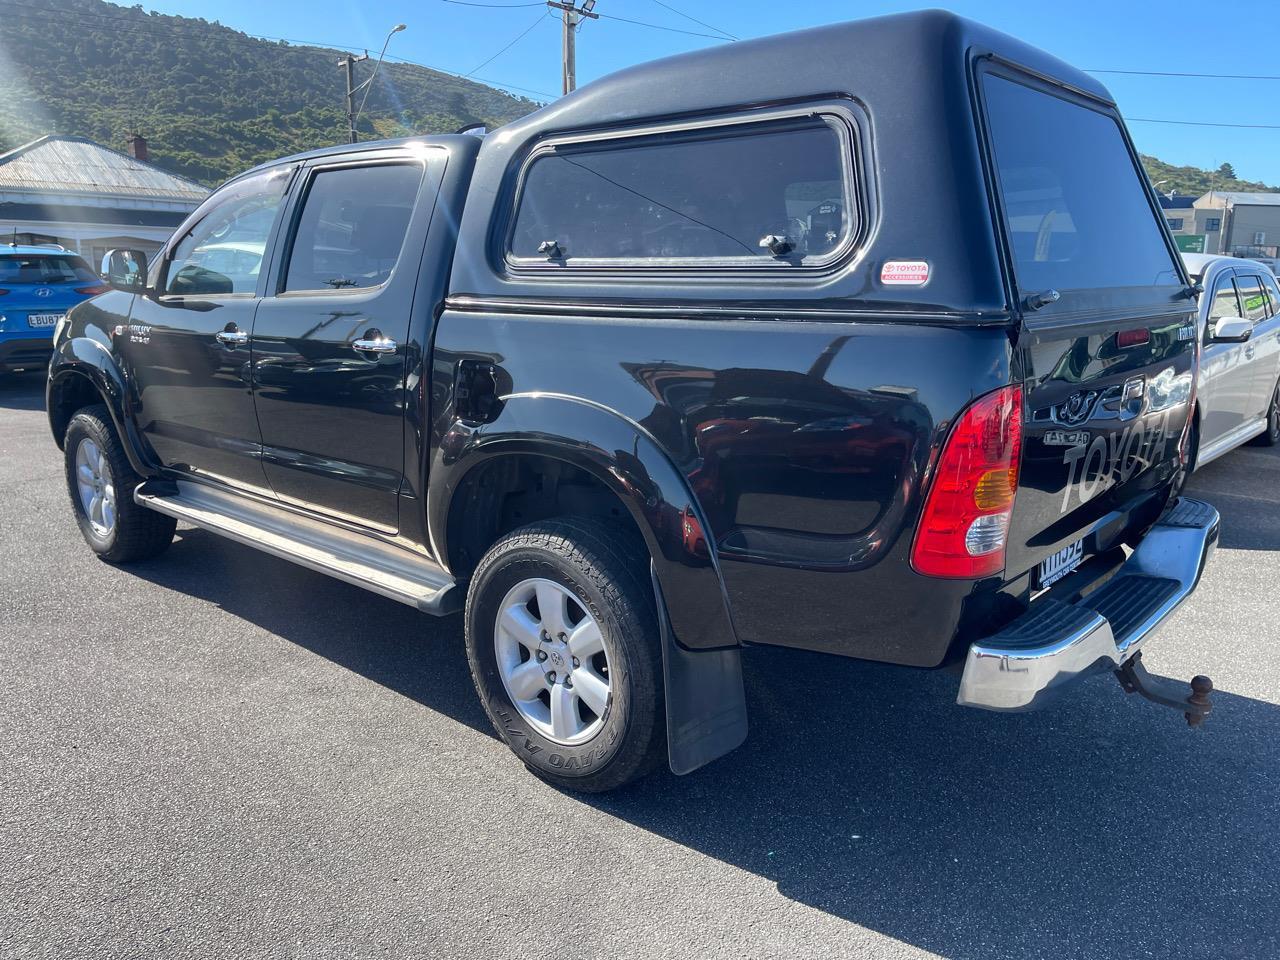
[1175,234,1206,253]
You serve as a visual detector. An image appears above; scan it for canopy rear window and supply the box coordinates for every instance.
[983,74,1180,294]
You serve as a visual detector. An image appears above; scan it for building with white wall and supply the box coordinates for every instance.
[0,134,208,267]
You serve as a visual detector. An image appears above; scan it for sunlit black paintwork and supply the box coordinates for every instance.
[48,11,1195,669]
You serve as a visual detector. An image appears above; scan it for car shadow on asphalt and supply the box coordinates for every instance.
[0,371,46,410]
[124,527,494,738]
[123,527,1280,959]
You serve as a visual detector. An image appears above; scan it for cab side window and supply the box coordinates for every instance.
[164,170,290,296]
[1235,275,1268,324]
[281,163,424,293]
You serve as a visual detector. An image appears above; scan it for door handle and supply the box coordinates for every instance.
[353,334,398,355]
[215,327,248,346]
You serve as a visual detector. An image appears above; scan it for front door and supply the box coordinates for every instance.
[126,168,293,492]
[1199,273,1254,449]
[250,153,443,533]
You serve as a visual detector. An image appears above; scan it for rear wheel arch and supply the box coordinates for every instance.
[429,397,739,652]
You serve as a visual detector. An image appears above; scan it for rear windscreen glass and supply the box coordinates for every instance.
[983,75,1180,292]
[0,254,97,284]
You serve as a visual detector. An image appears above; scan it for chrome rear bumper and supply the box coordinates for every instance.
[957,498,1219,711]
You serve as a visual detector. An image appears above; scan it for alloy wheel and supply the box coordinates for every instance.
[75,437,116,538]
[494,577,613,745]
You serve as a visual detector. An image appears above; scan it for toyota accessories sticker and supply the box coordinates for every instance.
[880,260,930,285]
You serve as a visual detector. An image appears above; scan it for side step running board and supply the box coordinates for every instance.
[135,479,460,615]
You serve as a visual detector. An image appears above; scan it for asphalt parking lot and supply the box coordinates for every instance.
[3,369,1279,960]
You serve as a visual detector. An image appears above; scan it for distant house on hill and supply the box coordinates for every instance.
[0,134,208,267]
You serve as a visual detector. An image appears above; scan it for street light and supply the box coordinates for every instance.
[352,23,409,141]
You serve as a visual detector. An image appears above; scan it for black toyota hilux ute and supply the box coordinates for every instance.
[48,11,1221,791]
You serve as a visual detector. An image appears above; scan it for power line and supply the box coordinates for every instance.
[647,0,738,41]
[464,10,552,77]
[1088,68,1280,81]
[441,0,545,6]
[593,11,733,41]
[1128,117,1280,130]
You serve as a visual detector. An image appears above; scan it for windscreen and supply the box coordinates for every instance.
[0,254,96,284]
[983,75,1180,293]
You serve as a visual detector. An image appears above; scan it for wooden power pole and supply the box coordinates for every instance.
[546,1,598,95]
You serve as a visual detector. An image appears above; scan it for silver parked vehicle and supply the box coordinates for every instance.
[1182,253,1280,469]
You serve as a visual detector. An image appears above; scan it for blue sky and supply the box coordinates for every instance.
[145,0,1280,184]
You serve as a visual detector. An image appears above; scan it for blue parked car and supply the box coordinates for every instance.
[0,245,106,372]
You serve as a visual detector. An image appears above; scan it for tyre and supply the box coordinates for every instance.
[63,405,176,563]
[464,517,665,792]
[1251,378,1280,447]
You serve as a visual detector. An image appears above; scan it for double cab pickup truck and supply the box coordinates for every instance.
[48,12,1220,791]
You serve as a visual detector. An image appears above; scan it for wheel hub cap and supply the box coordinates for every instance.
[494,577,612,746]
[75,437,116,538]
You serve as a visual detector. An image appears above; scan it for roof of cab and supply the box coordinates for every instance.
[232,134,482,186]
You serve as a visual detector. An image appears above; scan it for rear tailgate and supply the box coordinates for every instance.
[978,66,1196,586]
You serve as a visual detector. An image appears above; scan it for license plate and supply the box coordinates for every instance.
[27,313,63,328]
[1039,538,1084,589]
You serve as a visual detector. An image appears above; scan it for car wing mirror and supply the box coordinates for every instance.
[1208,316,1253,344]
[101,248,149,292]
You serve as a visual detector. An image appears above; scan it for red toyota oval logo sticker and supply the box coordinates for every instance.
[880,260,930,286]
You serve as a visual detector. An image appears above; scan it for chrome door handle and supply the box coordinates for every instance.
[353,336,397,355]
[215,328,248,346]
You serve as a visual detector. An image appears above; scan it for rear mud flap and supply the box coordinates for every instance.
[651,566,748,775]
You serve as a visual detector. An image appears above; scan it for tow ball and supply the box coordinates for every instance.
[1114,652,1213,727]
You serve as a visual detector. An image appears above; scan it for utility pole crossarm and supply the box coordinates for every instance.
[547,0,598,95]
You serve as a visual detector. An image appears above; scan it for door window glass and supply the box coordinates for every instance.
[1208,278,1243,336]
[983,75,1180,293]
[1260,272,1280,316]
[164,170,290,296]
[1236,275,1268,323]
[282,163,423,293]
[509,117,853,264]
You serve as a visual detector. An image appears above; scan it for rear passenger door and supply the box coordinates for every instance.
[250,150,445,533]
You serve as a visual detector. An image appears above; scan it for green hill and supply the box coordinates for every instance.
[1141,155,1278,198]
[0,0,541,185]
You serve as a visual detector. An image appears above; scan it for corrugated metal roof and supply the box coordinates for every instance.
[0,135,209,203]
[1198,191,1280,206]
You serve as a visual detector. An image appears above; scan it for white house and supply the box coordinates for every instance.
[0,134,208,267]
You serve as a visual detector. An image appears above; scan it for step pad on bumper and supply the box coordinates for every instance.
[957,498,1219,712]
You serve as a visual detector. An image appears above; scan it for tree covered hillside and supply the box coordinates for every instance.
[1141,156,1278,198]
[0,0,541,184]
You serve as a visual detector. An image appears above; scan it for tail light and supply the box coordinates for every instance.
[75,284,109,295]
[0,288,9,296]
[911,385,1023,579]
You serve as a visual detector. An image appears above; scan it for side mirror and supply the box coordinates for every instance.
[100,248,149,291]
[1208,315,1253,344]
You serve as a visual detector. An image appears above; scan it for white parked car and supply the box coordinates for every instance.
[1182,253,1280,468]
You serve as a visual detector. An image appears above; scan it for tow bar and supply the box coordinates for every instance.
[1115,652,1213,727]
